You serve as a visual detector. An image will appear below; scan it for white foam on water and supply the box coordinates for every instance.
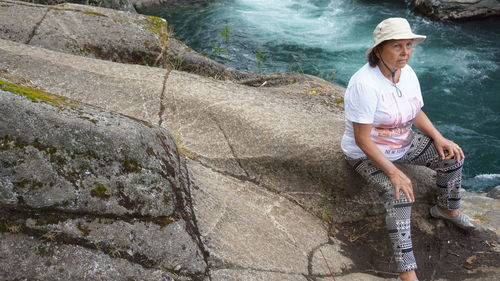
[463,174,500,191]
[232,0,369,48]
[475,174,500,180]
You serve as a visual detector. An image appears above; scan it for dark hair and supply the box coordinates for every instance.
[367,41,386,67]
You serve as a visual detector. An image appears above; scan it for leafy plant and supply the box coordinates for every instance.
[255,51,266,68]
[213,24,230,54]
[218,24,230,42]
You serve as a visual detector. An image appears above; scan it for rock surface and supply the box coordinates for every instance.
[487,186,500,199]
[16,0,137,12]
[414,0,500,20]
[0,88,206,280]
[131,0,209,11]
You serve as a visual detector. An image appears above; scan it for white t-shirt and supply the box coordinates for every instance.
[341,63,424,161]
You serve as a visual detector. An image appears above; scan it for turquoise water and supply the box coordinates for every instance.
[144,0,500,192]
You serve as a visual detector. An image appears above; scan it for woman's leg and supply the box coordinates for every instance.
[397,132,464,211]
[347,157,418,273]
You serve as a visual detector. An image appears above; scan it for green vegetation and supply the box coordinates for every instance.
[213,24,230,54]
[90,185,110,199]
[48,6,107,17]
[145,16,167,34]
[145,15,169,45]
[0,79,71,106]
[77,222,91,236]
[218,24,230,42]
[79,116,99,124]
[255,51,266,68]
[122,156,141,173]
[82,10,106,17]
[157,216,172,228]
[14,179,43,189]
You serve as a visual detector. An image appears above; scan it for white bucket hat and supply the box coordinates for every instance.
[367,18,426,55]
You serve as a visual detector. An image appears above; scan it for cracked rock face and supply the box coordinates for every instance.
[0,90,207,280]
[0,233,181,281]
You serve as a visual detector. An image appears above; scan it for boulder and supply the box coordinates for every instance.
[487,185,500,199]
[414,0,500,20]
[0,233,182,281]
[0,0,314,86]
[0,86,207,279]
[1,38,498,280]
[15,0,137,13]
[131,0,209,12]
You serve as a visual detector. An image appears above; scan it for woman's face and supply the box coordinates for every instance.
[377,39,414,70]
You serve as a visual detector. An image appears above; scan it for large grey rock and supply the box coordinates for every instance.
[0,88,207,279]
[0,38,167,124]
[0,89,177,217]
[0,233,183,281]
[15,0,137,12]
[131,0,209,11]
[461,190,500,236]
[414,0,500,20]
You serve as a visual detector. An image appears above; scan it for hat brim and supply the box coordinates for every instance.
[365,34,427,57]
[366,34,426,57]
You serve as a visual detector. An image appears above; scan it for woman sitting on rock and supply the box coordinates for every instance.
[341,18,475,281]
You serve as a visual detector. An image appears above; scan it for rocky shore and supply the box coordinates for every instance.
[0,1,499,280]
[413,0,500,21]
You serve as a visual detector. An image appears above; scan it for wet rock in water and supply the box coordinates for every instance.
[414,0,500,21]
[487,186,500,199]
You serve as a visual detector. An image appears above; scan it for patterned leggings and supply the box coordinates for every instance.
[346,132,464,272]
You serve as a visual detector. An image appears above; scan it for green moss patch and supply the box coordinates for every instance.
[76,222,91,236]
[122,156,141,173]
[83,10,106,17]
[48,6,108,17]
[145,16,168,44]
[78,116,98,124]
[14,179,43,189]
[0,79,71,106]
[90,185,110,199]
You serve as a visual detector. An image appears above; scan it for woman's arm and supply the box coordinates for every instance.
[353,122,415,202]
[413,111,464,162]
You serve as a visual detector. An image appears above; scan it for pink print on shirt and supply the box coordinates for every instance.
[371,92,422,154]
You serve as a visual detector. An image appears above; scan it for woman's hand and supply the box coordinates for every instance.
[388,169,415,202]
[433,137,465,162]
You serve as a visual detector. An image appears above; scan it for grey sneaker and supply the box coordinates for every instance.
[430,205,475,229]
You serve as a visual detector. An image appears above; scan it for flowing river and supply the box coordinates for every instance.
[143,0,500,192]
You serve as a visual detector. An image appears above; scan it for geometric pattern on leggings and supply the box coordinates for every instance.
[396,132,464,210]
[346,158,417,272]
[345,132,465,272]
[387,200,416,272]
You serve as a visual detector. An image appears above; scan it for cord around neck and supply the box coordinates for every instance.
[379,57,403,98]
